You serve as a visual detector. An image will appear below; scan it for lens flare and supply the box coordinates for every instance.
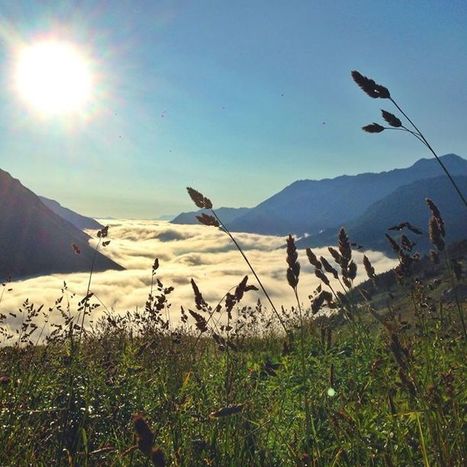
[14,40,93,116]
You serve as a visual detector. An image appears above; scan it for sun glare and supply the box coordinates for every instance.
[14,40,93,116]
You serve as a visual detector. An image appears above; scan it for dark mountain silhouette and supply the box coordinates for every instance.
[226,154,467,235]
[172,207,250,225]
[296,175,467,254]
[0,169,123,280]
[39,196,103,230]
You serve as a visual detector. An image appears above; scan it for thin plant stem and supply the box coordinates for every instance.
[390,97,467,209]
[78,237,101,343]
[211,209,288,335]
[293,286,319,459]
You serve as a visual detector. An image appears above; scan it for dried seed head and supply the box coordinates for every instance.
[189,309,208,332]
[311,292,325,314]
[133,414,155,456]
[286,268,299,288]
[320,257,338,279]
[401,235,415,252]
[381,109,402,127]
[429,216,445,251]
[196,213,219,227]
[151,447,166,467]
[348,260,357,281]
[426,198,445,237]
[187,187,213,209]
[351,70,391,99]
[314,268,330,286]
[97,225,109,238]
[152,258,159,274]
[362,123,385,133]
[338,228,352,264]
[385,234,401,255]
[306,248,322,269]
[286,235,300,288]
[328,247,342,265]
[191,279,208,310]
[363,255,376,279]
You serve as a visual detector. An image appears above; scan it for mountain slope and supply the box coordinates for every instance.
[39,196,103,230]
[171,207,250,225]
[0,169,123,280]
[227,154,467,235]
[297,175,467,253]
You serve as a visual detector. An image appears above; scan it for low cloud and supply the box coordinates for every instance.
[1,220,397,334]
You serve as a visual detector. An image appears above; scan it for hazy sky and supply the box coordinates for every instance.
[0,0,466,218]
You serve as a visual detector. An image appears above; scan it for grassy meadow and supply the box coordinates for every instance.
[0,193,465,467]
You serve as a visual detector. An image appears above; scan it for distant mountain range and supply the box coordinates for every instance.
[172,207,249,225]
[39,196,103,230]
[296,175,467,253]
[0,169,123,280]
[172,154,467,252]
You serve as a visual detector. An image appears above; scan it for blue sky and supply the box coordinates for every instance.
[0,0,466,217]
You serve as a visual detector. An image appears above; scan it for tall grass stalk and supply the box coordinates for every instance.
[186,187,288,335]
[352,70,467,209]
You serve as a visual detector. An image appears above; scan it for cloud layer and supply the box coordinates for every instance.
[1,220,397,334]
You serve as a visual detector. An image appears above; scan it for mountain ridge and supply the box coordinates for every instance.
[296,175,467,253]
[226,154,467,235]
[0,169,123,280]
[172,207,250,225]
[39,196,103,230]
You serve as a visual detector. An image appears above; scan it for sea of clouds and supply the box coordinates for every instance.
[1,220,397,332]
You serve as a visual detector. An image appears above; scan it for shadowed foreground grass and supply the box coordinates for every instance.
[0,294,465,466]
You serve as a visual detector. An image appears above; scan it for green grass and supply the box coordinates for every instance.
[0,288,465,466]
[0,208,466,466]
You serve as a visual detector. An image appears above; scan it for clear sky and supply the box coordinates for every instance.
[0,0,466,218]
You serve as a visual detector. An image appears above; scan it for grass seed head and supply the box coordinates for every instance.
[362,123,385,133]
[286,235,300,288]
[320,257,338,279]
[306,248,322,269]
[381,109,402,127]
[133,414,155,456]
[429,216,445,251]
[363,255,376,279]
[187,187,213,209]
[351,70,391,98]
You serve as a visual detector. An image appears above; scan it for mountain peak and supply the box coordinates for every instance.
[0,168,123,280]
[411,153,465,169]
[226,154,467,236]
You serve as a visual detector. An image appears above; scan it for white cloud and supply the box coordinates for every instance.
[0,220,397,337]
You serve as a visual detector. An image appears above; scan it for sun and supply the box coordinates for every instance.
[14,40,93,116]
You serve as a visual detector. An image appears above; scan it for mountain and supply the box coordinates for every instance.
[227,154,467,236]
[39,196,103,230]
[0,169,123,280]
[172,207,250,225]
[297,175,467,253]
[158,214,177,221]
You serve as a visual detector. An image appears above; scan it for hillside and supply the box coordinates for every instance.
[39,196,103,230]
[0,169,123,280]
[227,154,467,235]
[297,175,467,253]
